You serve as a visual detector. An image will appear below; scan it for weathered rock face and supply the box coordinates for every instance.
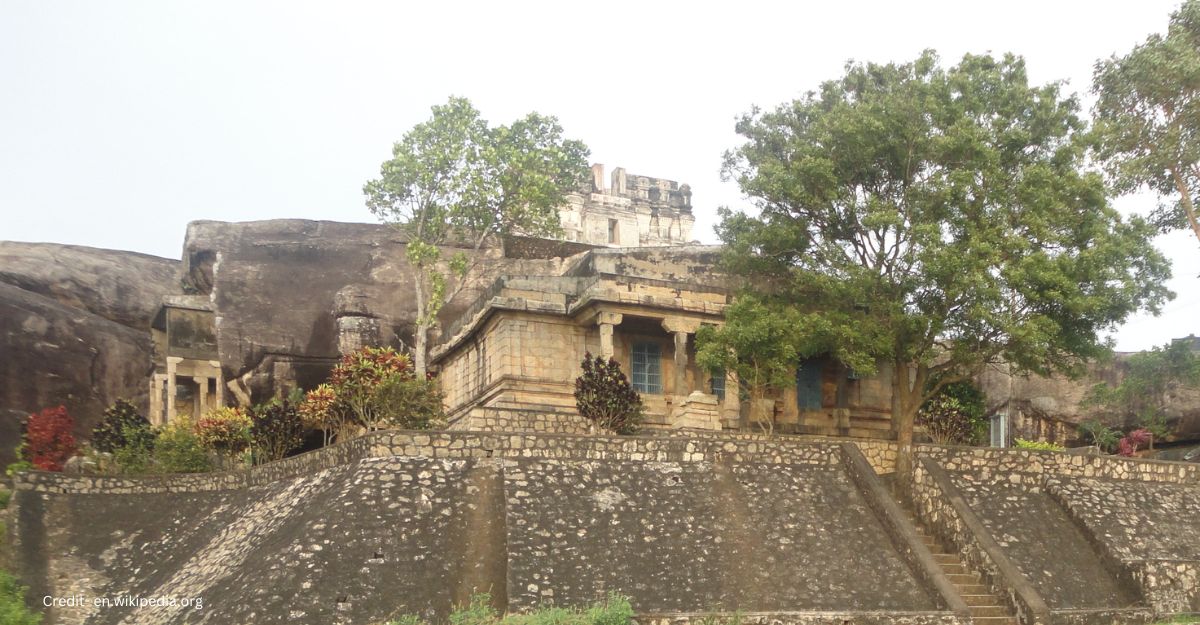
[181,220,585,403]
[979,358,1200,445]
[0,242,179,330]
[0,243,178,466]
[0,283,157,466]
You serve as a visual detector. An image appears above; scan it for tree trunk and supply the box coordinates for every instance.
[414,323,429,378]
[1169,166,1200,246]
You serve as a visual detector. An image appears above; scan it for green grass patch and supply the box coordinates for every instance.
[0,569,42,625]
[388,593,633,625]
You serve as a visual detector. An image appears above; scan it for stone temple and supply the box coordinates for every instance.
[3,164,1200,625]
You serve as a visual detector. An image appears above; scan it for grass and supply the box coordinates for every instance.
[387,593,633,625]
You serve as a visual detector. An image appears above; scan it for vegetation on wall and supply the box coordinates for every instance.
[364,96,591,376]
[714,49,1171,473]
[91,399,153,454]
[386,593,633,625]
[1014,438,1067,452]
[195,406,252,460]
[574,353,642,435]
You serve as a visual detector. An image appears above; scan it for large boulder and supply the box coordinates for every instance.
[0,282,156,467]
[0,242,178,329]
[0,243,176,467]
[181,220,585,403]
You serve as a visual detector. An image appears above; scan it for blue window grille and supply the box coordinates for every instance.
[796,359,823,410]
[710,369,726,400]
[631,342,663,394]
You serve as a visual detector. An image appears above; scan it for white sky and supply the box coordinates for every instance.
[1,0,1196,351]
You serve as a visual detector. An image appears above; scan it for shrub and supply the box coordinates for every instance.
[0,569,42,625]
[371,375,444,430]
[1014,438,1066,452]
[112,422,157,474]
[92,399,152,454]
[1118,428,1153,457]
[153,419,212,473]
[575,353,642,434]
[0,490,10,509]
[23,406,78,472]
[917,396,974,445]
[195,407,252,456]
[298,383,344,445]
[1078,419,1121,453]
[250,399,305,464]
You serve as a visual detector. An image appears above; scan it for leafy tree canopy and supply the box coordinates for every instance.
[716,50,1172,470]
[1093,0,1200,246]
[364,97,590,374]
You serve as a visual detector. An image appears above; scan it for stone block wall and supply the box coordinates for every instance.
[10,432,966,625]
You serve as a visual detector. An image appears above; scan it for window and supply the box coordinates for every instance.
[796,359,823,410]
[608,219,619,244]
[990,413,1008,448]
[631,342,662,394]
[710,369,726,400]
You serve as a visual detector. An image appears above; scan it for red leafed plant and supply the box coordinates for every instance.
[24,405,78,471]
[1117,428,1152,457]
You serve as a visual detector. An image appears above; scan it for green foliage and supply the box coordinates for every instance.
[299,347,444,445]
[92,399,152,454]
[1082,341,1200,443]
[364,97,591,375]
[386,593,633,625]
[195,407,252,457]
[111,422,157,474]
[1014,438,1067,452]
[574,353,643,435]
[1093,0,1200,245]
[153,419,212,474]
[249,399,305,464]
[918,380,988,445]
[717,50,1172,465]
[4,461,32,479]
[0,569,42,625]
[1078,419,1122,453]
[0,490,10,509]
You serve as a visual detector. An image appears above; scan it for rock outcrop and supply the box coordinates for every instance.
[0,243,178,466]
[180,220,589,402]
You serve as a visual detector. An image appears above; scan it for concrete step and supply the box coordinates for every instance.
[971,618,1018,625]
[940,563,967,575]
[956,583,990,595]
[933,553,959,565]
[946,572,981,585]
[960,594,1001,607]
[971,605,1011,618]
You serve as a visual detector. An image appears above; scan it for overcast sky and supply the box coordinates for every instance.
[2,0,1196,351]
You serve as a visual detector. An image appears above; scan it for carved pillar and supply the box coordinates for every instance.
[661,317,701,396]
[595,312,623,360]
[723,369,740,425]
[166,357,181,422]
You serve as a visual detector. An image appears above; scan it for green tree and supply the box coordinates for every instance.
[574,353,642,434]
[1093,0,1200,247]
[695,296,821,433]
[364,97,590,375]
[718,51,1172,474]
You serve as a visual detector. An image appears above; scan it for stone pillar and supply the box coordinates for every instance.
[723,370,740,426]
[595,312,623,360]
[166,357,182,422]
[661,317,701,396]
[194,377,208,416]
[149,375,162,425]
[211,361,225,408]
[591,163,606,192]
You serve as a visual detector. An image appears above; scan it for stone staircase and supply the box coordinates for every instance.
[901,508,1019,625]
